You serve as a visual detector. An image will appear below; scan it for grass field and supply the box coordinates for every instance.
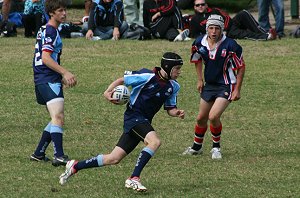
[0,14,300,197]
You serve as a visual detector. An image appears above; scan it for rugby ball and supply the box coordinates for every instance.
[112,85,130,105]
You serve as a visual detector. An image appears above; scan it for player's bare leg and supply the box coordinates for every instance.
[47,99,69,166]
[183,99,213,155]
[208,97,230,159]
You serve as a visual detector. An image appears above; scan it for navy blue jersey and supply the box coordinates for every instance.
[88,0,124,30]
[190,34,245,85]
[33,24,63,85]
[123,67,180,132]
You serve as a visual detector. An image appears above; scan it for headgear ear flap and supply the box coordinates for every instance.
[161,52,183,79]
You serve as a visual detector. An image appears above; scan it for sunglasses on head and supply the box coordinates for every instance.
[195,3,206,7]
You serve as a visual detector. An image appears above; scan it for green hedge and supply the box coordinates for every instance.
[70,0,256,12]
[71,0,85,7]
[209,0,256,12]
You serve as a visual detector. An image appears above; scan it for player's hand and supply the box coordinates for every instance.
[112,27,120,40]
[197,79,204,93]
[230,90,241,101]
[103,90,119,104]
[62,71,77,88]
[85,30,94,40]
[176,109,185,119]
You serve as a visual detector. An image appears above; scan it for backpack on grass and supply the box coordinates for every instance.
[126,23,152,40]
[0,20,17,37]
[290,26,300,38]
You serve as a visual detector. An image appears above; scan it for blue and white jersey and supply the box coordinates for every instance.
[123,67,180,132]
[33,24,63,85]
[190,34,245,85]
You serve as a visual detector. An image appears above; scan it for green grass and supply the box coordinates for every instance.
[0,21,300,197]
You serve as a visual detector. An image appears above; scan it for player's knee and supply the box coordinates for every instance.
[208,114,220,123]
[52,113,64,126]
[196,116,208,126]
[149,138,161,150]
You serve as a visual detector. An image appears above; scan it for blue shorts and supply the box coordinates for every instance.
[123,114,151,133]
[201,83,232,102]
[35,83,64,105]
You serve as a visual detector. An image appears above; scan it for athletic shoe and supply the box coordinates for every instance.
[59,160,78,185]
[267,28,277,40]
[91,36,102,41]
[125,177,147,192]
[174,29,190,42]
[30,153,50,162]
[211,147,222,160]
[181,147,203,155]
[181,29,190,40]
[52,155,69,167]
[184,37,191,41]
[70,32,84,38]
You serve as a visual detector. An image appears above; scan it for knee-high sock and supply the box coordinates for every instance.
[74,154,104,172]
[191,124,207,151]
[34,122,52,156]
[131,147,155,178]
[210,124,222,148]
[50,124,64,157]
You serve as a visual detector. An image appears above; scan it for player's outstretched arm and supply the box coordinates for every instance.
[167,108,185,119]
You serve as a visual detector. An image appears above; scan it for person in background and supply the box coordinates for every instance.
[123,0,144,26]
[30,0,77,166]
[1,0,13,22]
[143,0,190,41]
[257,0,285,38]
[84,0,128,40]
[0,0,23,36]
[190,0,276,41]
[182,15,245,159]
[59,52,185,192]
[23,0,47,37]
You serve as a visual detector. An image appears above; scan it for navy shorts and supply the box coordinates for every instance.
[201,83,232,102]
[116,122,154,154]
[35,83,64,105]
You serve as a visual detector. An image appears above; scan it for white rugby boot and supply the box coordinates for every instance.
[211,147,222,160]
[125,177,147,192]
[59,160,78,185]
[182,147,203,155]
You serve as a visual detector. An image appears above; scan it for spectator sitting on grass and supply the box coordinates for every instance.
[83,0,128,41]
[143,0,190,42]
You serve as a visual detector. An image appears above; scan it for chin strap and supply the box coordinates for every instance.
[158,70,169,81]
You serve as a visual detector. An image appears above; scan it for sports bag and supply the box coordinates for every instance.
[126,23,152,40]
[290,26,300,38]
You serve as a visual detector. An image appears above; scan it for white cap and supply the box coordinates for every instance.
[206,14,224,32]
